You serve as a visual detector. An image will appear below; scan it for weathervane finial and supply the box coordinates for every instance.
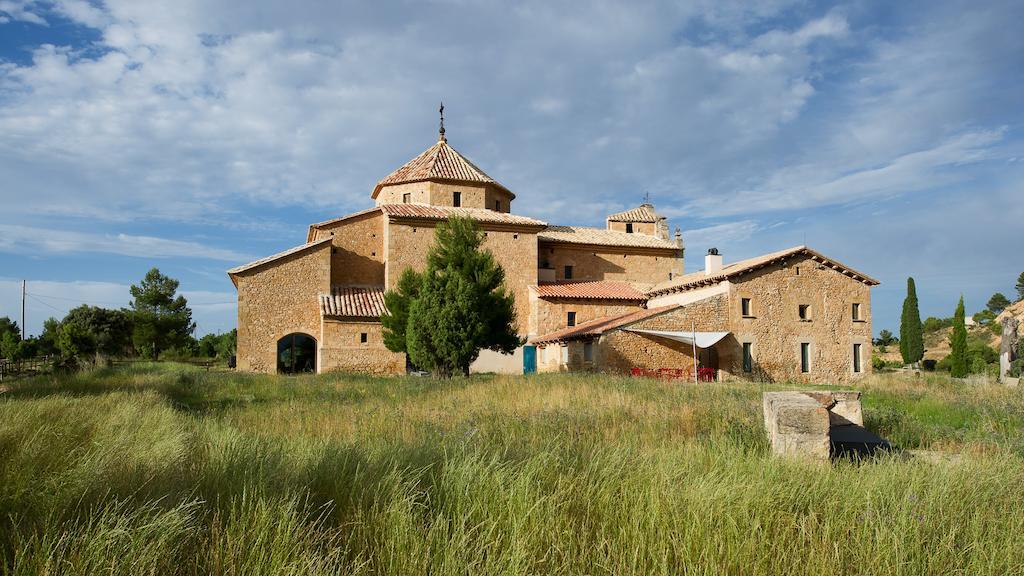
[643,191,651,205]
[439,101,446,142]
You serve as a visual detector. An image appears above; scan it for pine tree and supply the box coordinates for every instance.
[987,293,1010,314]
[1016,272,1024,302]
[385,216,521,377]
[949,295,968,378]
[129,268,195,360]
[899,277,924,365]
[381,267,422,354]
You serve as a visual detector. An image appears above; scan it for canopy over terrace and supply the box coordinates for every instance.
[622,329,730,349]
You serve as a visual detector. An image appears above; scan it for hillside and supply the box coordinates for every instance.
[877,323,1001,363]
[1,364,1022,574]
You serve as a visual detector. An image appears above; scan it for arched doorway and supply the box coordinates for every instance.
[277,333,317,374]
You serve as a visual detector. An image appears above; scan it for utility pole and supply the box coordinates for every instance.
[21,280,26,340]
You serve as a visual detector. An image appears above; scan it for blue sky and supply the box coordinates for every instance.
[1,0,1022,338]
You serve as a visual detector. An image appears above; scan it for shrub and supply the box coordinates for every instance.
[922,359,937,371]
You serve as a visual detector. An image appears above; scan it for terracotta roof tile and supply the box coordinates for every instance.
[227,237,332,276]
[534,281,647,301]
[530,305,679,344]
[647,245,879,296]
[372,140,513,198]
[320,285,387,318]
[539,225,679,250]
[381,204,547,227]
[606,203,662,223]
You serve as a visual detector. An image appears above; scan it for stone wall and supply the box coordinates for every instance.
[725,254,873,383]
[607,221,657,236]
[598,296,730,375]
[320,319,405,375]
[375,181,514,212]
[529,295,642,337]
[386,218,538,334]
[538,243,682,285]
[235,243,331,373]
[314,210,385,286]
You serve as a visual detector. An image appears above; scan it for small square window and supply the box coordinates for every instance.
[799,304,811,321]
[852,303,861,321]
[626,223,634,233]
[564,265,574,280]
[360,333,368,344]
[453,191,461,207]
[741,298,752,317]
[567,311,576,327]
[402,193,411,204]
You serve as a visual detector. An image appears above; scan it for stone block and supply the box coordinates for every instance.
[763,390,864,460]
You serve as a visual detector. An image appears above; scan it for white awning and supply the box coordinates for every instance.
[624,329,730,348]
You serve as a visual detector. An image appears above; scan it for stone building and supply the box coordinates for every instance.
[229,119,878,381]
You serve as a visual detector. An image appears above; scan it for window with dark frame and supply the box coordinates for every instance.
[567,311,576,327]
[453,191,461,207]
[800,343,811,373]
[852,303,861,320]
[626,223,634,233]
[742,343,753,373]
[564,265,573,280]
[741,297,752,317]
[360,333,367,344]
[402,193,410,204]
[853,343,862,373]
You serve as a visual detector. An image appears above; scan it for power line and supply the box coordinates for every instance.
[26,294,67,314]
[25,292,129,306]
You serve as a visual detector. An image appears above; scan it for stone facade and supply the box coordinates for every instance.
[539,243,682,285]
[234,242,331,373]
[230,129,876,380]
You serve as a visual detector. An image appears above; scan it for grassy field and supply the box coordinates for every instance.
[1,364,1023,575]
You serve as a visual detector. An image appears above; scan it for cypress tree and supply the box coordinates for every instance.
[384,216,521,377]
[949,295,968,378]
[899,277,924,365]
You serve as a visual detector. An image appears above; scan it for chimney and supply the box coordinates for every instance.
[705,248,723,276]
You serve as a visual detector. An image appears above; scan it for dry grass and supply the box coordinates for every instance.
[1,364,1023,574]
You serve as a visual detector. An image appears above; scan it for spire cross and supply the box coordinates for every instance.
[643,191,651,204]
[439,101,446,142]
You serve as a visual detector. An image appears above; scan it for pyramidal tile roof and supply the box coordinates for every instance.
[539,225,680,250]
[607,203,662,223]
[530,304,680,344]
[320,285,387,318]
[646,245,880,296]
[381,204,547,227]
[372,139,513,198]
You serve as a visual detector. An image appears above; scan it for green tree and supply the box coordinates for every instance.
[900,277,924,366]
[216,329,237,359]
[197,334,219,358]
[874,329,897,348]
[0,317,18,342]
[386,216,521,377]
[987,293,1010,314]
[1016,271,1024,302]
[949,295,968,378]
[62,305,133,358]
[381,267,422,354]
[129,268,195,360]
[1,331,21,360]
[57,321,97,361]
[36,318,60,357]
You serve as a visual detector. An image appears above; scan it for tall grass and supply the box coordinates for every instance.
[1,364,1023,574]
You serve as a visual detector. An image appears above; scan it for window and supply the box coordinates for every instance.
[800,343,811,373]
[795,266,800,276]
[564,265,574,280]
[743,343,753,373]
[626,222,634,233]
[668,272,673,281]
[402,192,410,204]
[277,333,317,374]
[741,298,752,317]
[561,345,568,363]
[799,304,811,321]
[567,311,576,327]
[494,200,501,211]
[852,303,862,321]
[360,333,368,344]
[584,341,594,362]
[853,343,862,373]
[453,191,461,207]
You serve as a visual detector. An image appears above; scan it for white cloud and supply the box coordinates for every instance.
[0,225,253,261]
[0,0,46,25]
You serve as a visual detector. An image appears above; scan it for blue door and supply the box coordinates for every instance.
[523,345,537,374]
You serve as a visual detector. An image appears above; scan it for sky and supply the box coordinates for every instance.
[1,0,1022,338]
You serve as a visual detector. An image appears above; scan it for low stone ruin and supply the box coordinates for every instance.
[763,391,883,460]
